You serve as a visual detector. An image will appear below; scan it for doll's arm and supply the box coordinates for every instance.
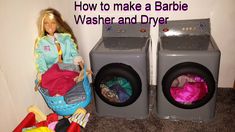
[66,35,84,67]
[63,33,79,57]
[34,43,48,90]
[34,47,48,75]
[69,38,79,57]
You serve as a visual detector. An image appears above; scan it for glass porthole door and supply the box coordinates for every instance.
[94,63,142,107]
[162,62,215,109]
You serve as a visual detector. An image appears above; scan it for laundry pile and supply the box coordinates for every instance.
[13,106,90,132]
[100,77,133,103]
[41,63,86,104]
[170,75,208,104]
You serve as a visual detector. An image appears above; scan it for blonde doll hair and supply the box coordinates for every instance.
[36,8,77,43]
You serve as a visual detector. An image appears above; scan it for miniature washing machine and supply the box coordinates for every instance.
[157,19,221,121]
[90,23,150,119]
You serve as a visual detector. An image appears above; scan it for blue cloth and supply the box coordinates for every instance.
[105,77,132,96]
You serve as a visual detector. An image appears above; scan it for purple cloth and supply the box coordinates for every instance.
[110,84,130,102]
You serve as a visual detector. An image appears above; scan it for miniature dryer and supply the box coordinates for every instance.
[156,19,221,121]
[90,23,150,119]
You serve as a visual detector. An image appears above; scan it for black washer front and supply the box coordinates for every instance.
[162,62,215,109]
[94,63,142,107]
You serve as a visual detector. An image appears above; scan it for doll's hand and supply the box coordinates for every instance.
[86,69,92,75]
[34,73,42,91]
[73,68,92,83]
[74,56,84,69]
[73,56,84,68]
[78,61,84,69]
[34,81,41,91]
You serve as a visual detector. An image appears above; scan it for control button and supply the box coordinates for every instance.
[163,28,169,32]
[116,29,122,33]
[116,29,125,33]
[106,26,112,31]
[140,28,146,33]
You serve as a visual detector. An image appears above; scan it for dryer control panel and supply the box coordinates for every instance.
[159,19,210,37]
[103,23,150,38]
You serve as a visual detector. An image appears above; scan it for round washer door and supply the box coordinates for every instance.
[94,63,142,107]
[162,62,215,109]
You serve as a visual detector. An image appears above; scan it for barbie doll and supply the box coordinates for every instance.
[34,8,83,94]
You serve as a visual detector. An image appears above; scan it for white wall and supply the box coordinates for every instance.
[0,0,234,131]
[0,0,52,131]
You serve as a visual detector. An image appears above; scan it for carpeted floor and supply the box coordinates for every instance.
[83,88,235,132]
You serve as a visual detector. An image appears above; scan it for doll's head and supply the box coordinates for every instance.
[37,8,77,42]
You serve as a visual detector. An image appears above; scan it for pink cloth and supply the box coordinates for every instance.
[41,64,79,96]
[48,121,58,131]
[170,82,208,104]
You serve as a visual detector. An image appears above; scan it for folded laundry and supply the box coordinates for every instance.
[106,77,132,96]
[110,84,130,103]
[58,63,80,72]
[64,81,86,104]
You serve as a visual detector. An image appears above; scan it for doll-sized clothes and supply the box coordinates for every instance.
[34,33,79,75]
[170,82,208,104]
[64,81,86,104]
[109,84,130,103]
[41,63,79,96]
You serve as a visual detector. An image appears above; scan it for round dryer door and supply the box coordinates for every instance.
[162,62,215,109]
[94,63,142,107]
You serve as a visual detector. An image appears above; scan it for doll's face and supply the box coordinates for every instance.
[43,15,57,36]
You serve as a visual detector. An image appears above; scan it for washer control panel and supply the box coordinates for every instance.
[103,23,150,37]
